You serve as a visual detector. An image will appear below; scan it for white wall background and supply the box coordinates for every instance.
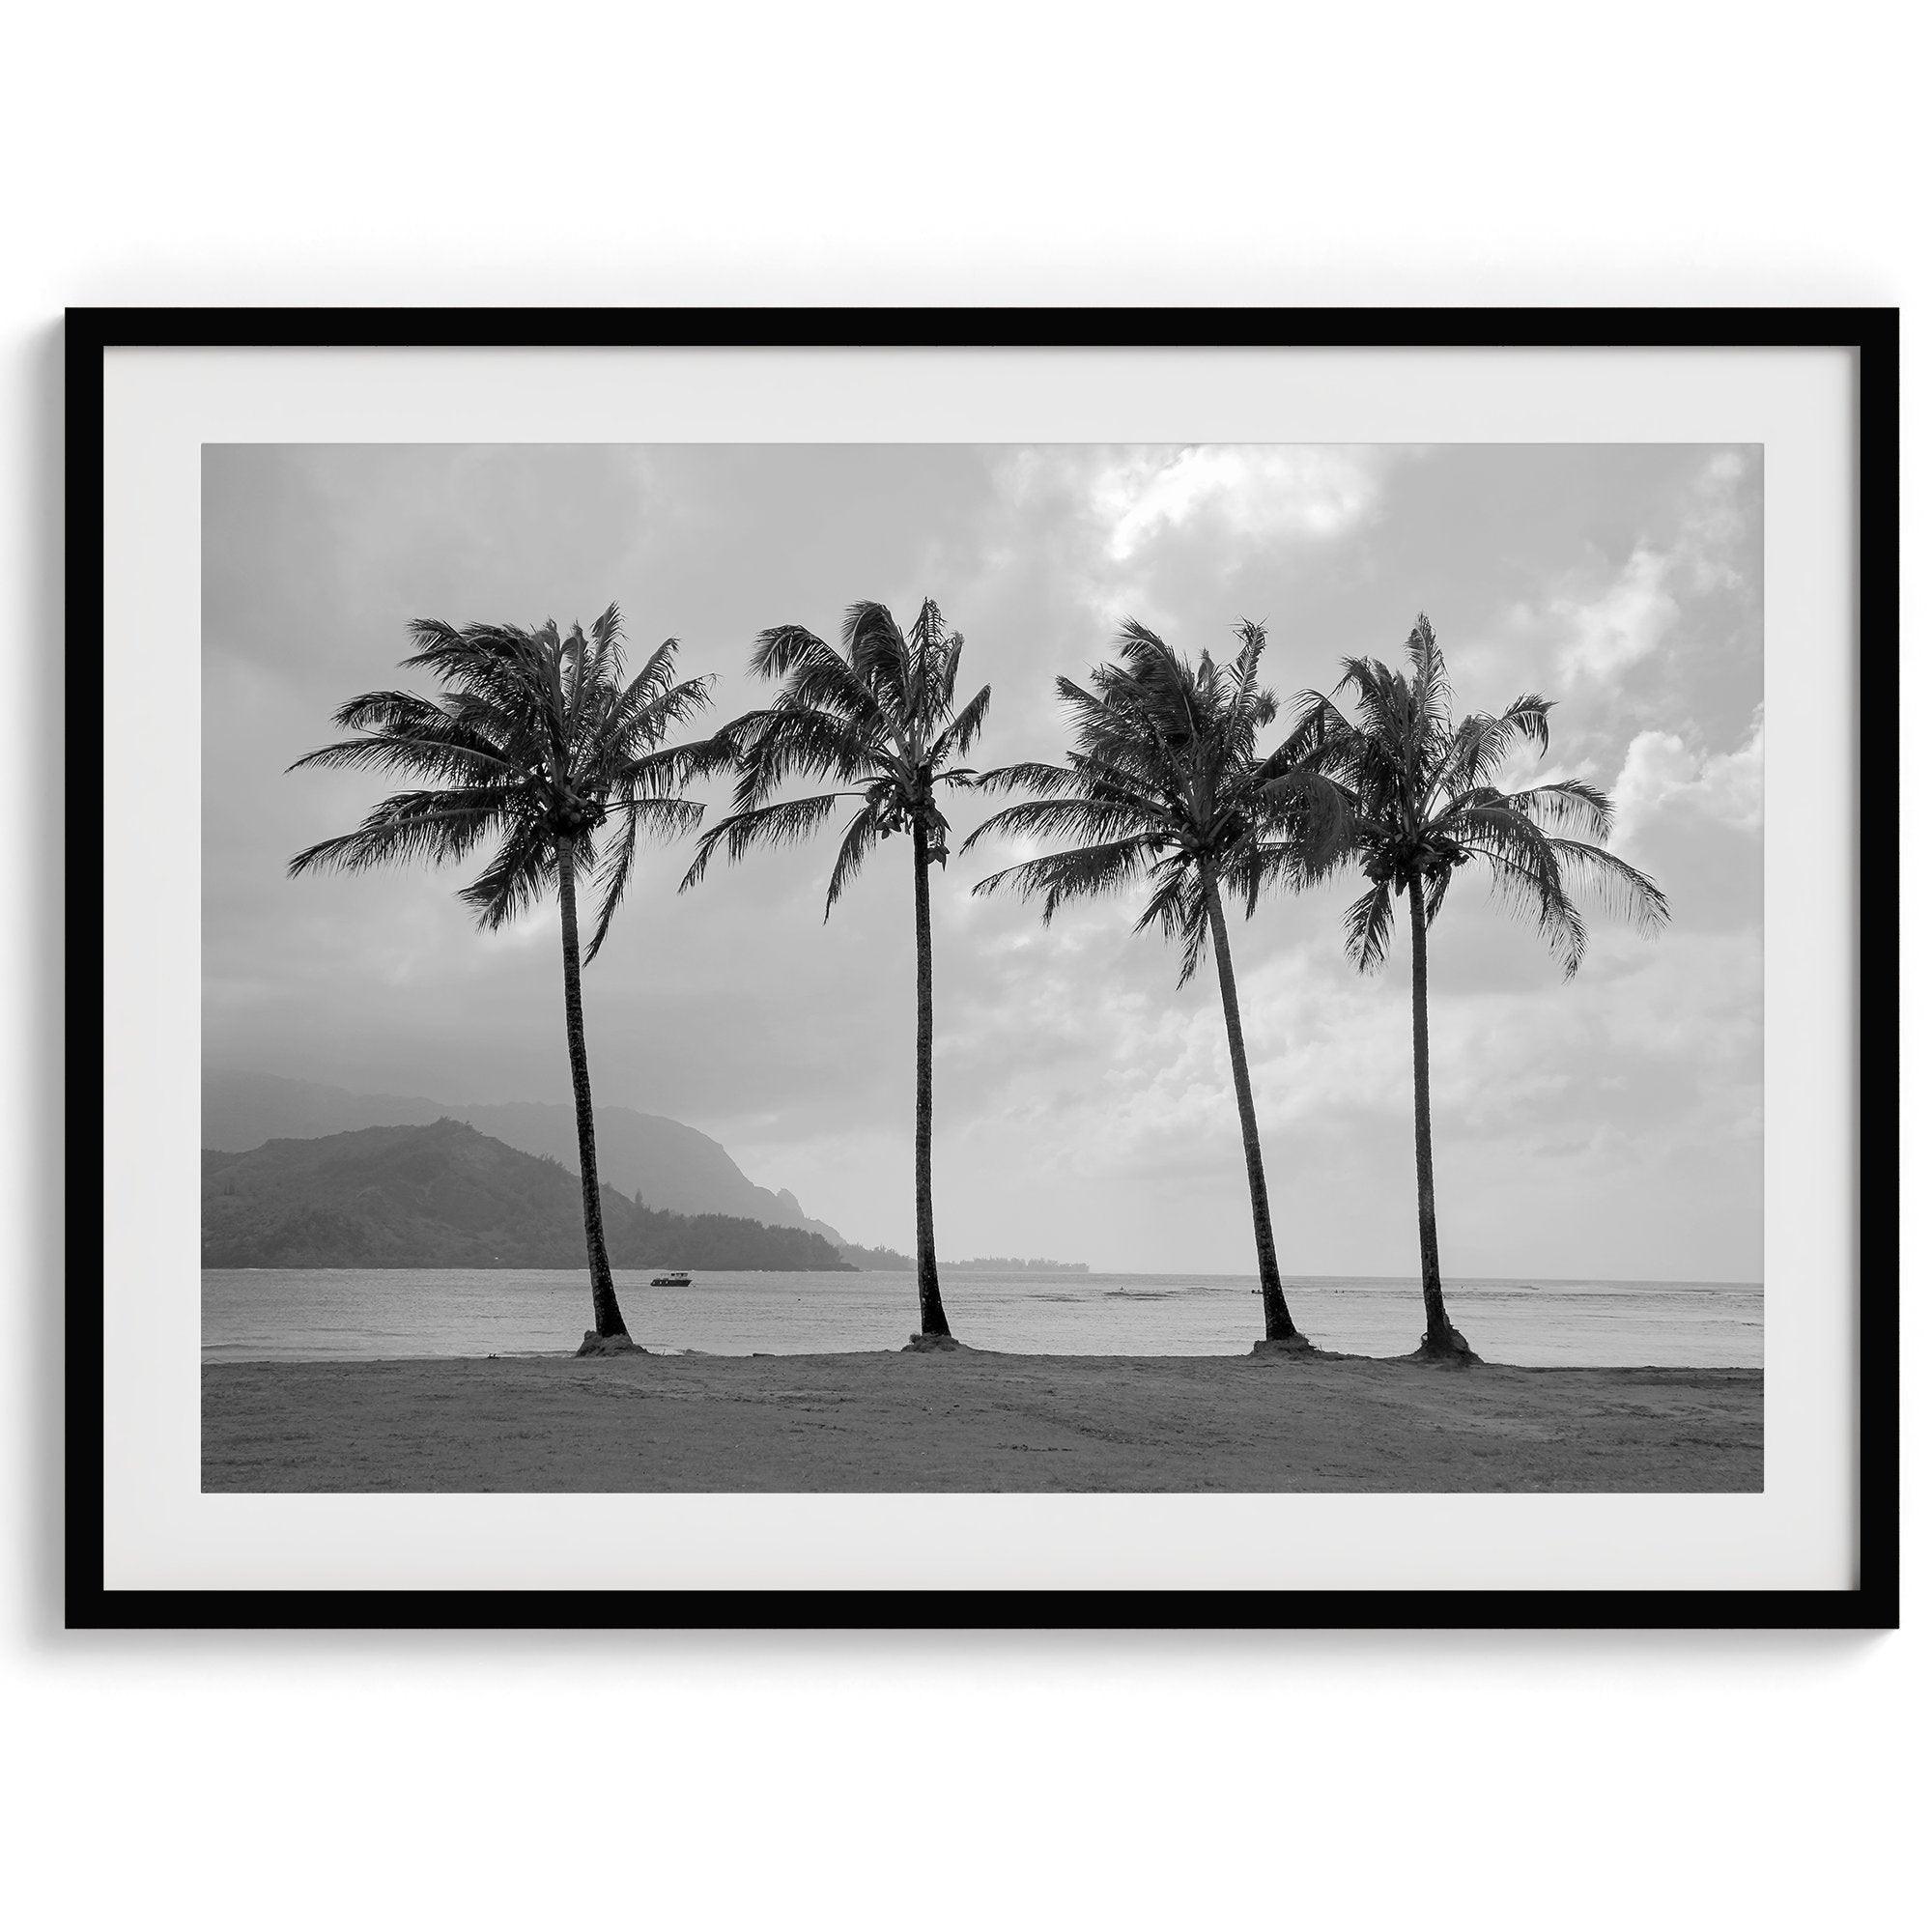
[2,4,1918,1928]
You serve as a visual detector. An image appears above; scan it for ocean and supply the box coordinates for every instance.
[201,1267,1763,1368]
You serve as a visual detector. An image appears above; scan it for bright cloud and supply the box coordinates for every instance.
[1089,445,1391,561]
[1613,706,1765,838]
[988,444,1403,639]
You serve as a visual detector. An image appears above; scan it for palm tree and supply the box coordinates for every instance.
[288,608,725,1354]
[681,598,990,1348]
[1285,613,1670,1362]
[965,621,1346,1350]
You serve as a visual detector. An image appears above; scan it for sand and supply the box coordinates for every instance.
[201,1350,1762,1492]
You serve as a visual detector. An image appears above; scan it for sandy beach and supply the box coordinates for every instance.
[202,1350,1762,1492]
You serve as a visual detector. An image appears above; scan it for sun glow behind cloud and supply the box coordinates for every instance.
[1090,445,1393,559]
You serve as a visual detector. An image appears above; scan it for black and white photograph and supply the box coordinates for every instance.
[15,12,1920,1929]
[11,0,1917,1924]
[198,438,1767,1497]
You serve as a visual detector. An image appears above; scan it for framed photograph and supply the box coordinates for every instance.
[71,307,1896,1629]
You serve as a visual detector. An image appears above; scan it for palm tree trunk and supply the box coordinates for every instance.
[1204,872,1299,1344]
[1406,879,1471,1360]
[910,823,953,1339]
[556,836,632,1345]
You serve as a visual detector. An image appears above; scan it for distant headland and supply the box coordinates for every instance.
[838,1242,1089,1274]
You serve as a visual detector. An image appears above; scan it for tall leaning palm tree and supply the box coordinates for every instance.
[681,598,990,1349]
[288,608,725,1355]
[967,621,1346,1351]
[1286,614,1669,1362]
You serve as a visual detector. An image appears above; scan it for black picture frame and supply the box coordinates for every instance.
[67,305,1899,1632]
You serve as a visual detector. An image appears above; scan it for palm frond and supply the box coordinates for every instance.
[594,674,717,786]
[1500,778,1613,840]
[459,820,556,931]
[1433,694,1553,797]
[600,636,683,741]
[971,835,1159,921]
[824,801,887,917]
[751,625,886,733]
[583,797,707,963]
[750,623,830,680]
[842,600,912,710]
[1130,860,1215,985]
[1545,839,1669,939]
[563,608,620,738]
[1467,844,1590,976]
[1279,688,1356,766]
[610,714,740,798]
[1247,761,1357,879]
[964,795,1156,852]
[287,789,509,879]
[930,683,992,765]
[727,704,877,809]
[908,598,965,729]
[286,732,524,786]
[1342,879,1398,973]
[1404,612,1452,742]
[679,791,849,893]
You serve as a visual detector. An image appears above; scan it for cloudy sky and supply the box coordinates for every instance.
[203,442,1763,1282]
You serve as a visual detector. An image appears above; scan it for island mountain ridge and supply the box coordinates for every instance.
[203,1120,855,1270]
[204,1068,847,1245]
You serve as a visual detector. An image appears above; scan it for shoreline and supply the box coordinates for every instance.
[203,1350,1763,1493]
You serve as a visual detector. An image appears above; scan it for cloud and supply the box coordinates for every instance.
[1087,446,1390,561]
[1548,544,1682,684]
[1612,706,1764,838]
[933,900,1756,1275]
[1538,447,1755,687]
[992,445,1402,636]
[1676,448,1749,593]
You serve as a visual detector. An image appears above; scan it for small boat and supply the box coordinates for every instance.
[651,1269,693,1288]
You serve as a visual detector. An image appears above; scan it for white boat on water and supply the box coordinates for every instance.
[650,1269,693,1288]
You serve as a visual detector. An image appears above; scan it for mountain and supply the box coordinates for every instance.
[202,1069,846,1245]
[202,1120,855,1270]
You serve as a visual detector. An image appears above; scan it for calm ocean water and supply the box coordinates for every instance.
[201,1267,1762,1368]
